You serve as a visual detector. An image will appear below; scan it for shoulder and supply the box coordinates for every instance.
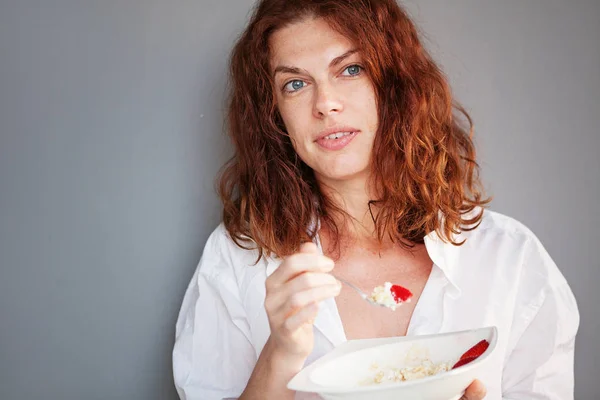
[196,223,269,287]
[471,212,580,354]
[443,208,540,264]
[454,209,578,324]
[468,209,564,282]
[468,208,537,242]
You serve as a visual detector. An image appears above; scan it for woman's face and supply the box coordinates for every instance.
[269,17,378,185]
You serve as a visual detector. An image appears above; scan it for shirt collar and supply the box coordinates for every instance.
[425,206,485,298]
[263,222,466,347]
[424,228,462,299]
[266,227,464,297]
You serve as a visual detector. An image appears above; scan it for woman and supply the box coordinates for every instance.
[173,0,579,399]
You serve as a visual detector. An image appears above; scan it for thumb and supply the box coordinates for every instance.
[461,379,487,400]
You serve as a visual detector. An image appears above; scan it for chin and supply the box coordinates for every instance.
[317,163,370,183]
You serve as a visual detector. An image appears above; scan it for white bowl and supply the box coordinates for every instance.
[288,326,497,400]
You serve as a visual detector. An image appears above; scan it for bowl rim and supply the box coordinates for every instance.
[287,325,498,394]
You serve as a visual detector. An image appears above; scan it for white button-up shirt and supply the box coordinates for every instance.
[172,209,579,399]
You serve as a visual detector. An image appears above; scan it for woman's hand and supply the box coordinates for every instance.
[461,379,487,399]
[264,242,341,363]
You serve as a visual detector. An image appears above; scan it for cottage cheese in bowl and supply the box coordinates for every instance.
[288,326,498,400]
[361,359,451,385]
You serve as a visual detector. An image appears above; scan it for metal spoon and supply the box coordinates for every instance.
[332,274,393,309]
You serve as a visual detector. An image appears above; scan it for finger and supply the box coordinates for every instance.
[285,272,340,293]
[282,302,319,332]
[460,379,487,400]
[267,272,340,312]
[278,284,341,318]
[299,242,318,254]
[268,253,334,286]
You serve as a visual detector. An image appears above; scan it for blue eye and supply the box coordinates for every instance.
[342,65,362,76]
[284,80,306,92]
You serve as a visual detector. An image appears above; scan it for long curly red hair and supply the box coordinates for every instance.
[218,0,491,259]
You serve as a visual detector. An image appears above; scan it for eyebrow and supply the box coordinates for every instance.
[273,49,359,77]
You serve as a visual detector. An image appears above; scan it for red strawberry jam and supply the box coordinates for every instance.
[452,339,490,369]
[390,284,413,303]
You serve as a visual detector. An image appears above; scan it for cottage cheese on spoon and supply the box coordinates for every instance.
[368,282,413,310]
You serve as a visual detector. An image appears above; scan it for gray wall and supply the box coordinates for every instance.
[0,1,597,399]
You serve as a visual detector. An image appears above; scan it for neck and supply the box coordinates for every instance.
[317,173,380,241]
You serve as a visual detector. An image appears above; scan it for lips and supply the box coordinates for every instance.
[321,131,355,140]
[315,126,360,141]
[314,126,360,151]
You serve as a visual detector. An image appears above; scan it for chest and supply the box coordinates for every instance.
[327,242,433,340]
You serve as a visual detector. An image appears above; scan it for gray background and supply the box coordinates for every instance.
[0,0,597,399]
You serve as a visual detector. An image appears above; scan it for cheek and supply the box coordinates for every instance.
[287,131,303,154]
[366,107,379,138]
[347,82,378,129]
[277,106,296,139]
[363,90,379,125]
[278,105,311,150]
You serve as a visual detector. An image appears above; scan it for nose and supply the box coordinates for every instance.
[312,82,343,118]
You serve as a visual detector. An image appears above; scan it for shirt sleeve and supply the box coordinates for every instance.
[172,231,257,400]
[502,237,580,399]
